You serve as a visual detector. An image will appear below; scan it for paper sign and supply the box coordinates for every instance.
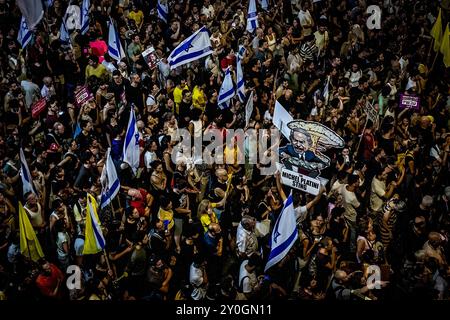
[364,101,378,124]
[399,94,420,110]
[142,46,160,70]
[74,86,94,107]
[280,167,322,195]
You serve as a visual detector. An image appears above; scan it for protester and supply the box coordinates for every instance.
[0,0,448,301]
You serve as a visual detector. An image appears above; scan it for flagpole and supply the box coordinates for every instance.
[429,50,439,73]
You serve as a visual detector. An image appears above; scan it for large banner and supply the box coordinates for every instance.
[280,167,321,195]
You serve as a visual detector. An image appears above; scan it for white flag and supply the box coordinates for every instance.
[17,16,32,48]
[108,19,125,62]
[168,26,213,70]
[59,19,70,44]
[16,0,44,30]
[273,100,294,139]
[218,67,235,109]
[19,148,36,196]
[260,0,269,11]
[80,0,90,35]
[246,0,258,33]
[122,105,141,174]
[265,193,298,272]
[100,148,120,209]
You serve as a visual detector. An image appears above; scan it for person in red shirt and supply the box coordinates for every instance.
[35,259,65,300]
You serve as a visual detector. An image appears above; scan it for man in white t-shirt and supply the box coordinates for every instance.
[238,255,259,298]
[190,255,208,300]
[341,174,361,252]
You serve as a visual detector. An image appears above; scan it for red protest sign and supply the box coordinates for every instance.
[31,98,47,119]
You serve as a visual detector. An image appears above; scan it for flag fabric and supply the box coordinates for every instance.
[440,23,450,68]
[73,122,82,139]
[19,148,36,196]
[108,19,126,62]
[168,26,213,70]
[218,67,235,109]
[17,16,33,48]
[157,0,169,23]
[80,0,90,35]
[245,91,254,127]
[431,9,443,52]
[236,45,246,103]
[45,0,54,8]
[100,148,121,209]
[273,100,294,139]
[16,0,44,30]
[246,0,258,33]
[122,105,140,174]
[322,75,330,105]
[264,193,298,272]
[83,193,106,255]
[59,19,71,44]
[260,0,269,11]
[19,201,44,261]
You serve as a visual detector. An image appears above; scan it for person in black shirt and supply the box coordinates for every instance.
[126,73,145,112]
[76,120,94,151]
[109,70,131,104]
[74,151,97,191]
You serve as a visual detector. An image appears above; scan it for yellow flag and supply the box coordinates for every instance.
[431,9,443,52]
[18,202,44,262]
[83,193,106,255]
[441,24,450,68]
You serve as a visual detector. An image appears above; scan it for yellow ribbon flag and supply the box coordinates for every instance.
[83,193,106,255]
[18,201,44,261]
[441,24,450,68]
[431,9,443,52]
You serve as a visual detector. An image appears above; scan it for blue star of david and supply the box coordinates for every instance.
[273,230,281,244]
[135,133,140,145]
[184,43,194,53]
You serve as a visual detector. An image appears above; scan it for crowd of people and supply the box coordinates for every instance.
[0,0,449,301]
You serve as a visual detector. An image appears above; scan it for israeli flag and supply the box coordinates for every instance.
[19,148,37,196]
[246,0,258,33]
[108,19,125,62]
[168,26,213,70]
[80,0,90,35]
[59,19,70,44]
[236,45,246,103]
[122,105,140,174]
[100,148,120,209]
[157,0,169,24]
[45,0,54,8]
[264,192,298,272]
[17,16,32,48]
[260,0,268,11]
[322,75,330,105]
[218,67,236,109]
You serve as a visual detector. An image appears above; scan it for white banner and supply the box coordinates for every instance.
[280,167,321,196]
[364,101,378,124]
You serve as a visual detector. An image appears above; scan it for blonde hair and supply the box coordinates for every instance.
[197,199,210,219]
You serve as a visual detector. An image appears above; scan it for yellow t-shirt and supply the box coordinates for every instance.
[158,208,174,230]
[128,10,144,26]
[192,86,206,110]
[85,64,108,80]
[173,85,189,114]
[200,211,218,233]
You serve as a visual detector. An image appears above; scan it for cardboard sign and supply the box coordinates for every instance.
[280,167,322,195]
[142,46,160,70]
[74,86,94,107]
[31,98,47,119]
[399,94,420,110]
[364,101,378,124]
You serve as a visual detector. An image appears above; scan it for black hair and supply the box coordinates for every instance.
[347,174,359,185]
